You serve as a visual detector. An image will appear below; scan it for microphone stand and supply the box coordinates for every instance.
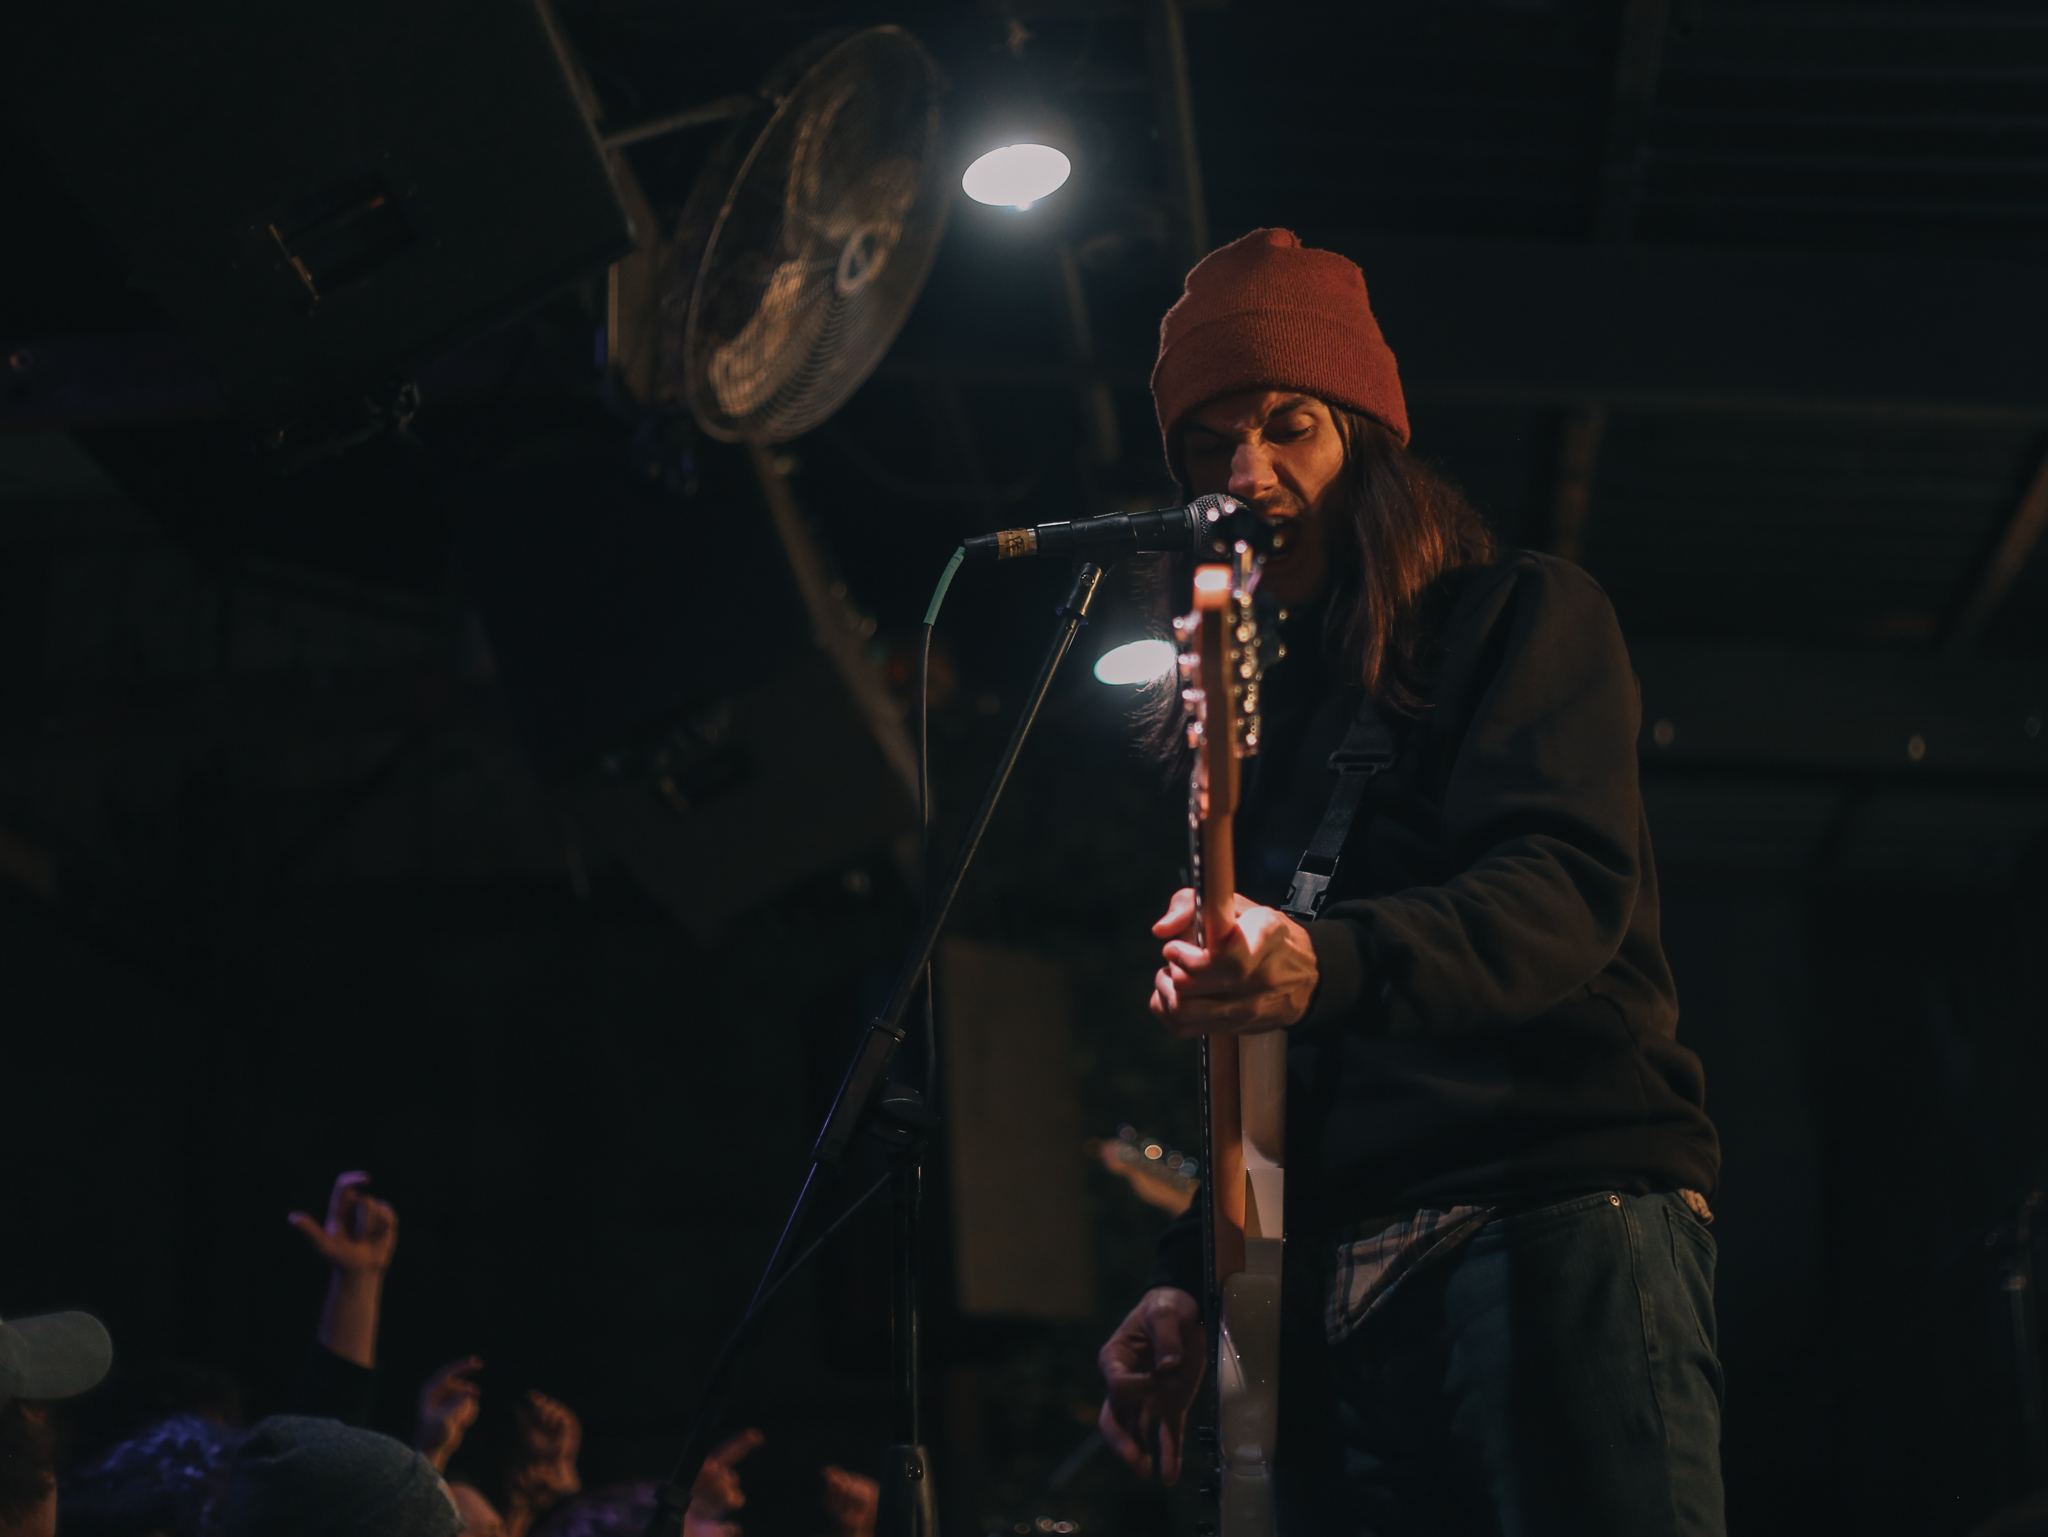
[645,561,1107,1537]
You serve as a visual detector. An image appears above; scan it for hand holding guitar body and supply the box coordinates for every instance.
[1150,888,1317,1037]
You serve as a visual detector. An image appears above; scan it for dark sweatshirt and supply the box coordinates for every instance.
[1152,551,1719,1296]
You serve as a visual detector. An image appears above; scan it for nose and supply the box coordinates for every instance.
[1227,441,1275,501]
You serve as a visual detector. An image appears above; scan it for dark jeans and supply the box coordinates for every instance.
[1275,1190,1725,1537]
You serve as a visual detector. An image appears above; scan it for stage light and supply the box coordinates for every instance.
[962,143,1071,210]
[1094,638,1176,685]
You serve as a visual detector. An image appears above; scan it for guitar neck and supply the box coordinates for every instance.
[1195,591,1249,1283]
[1182,553,1286,1536]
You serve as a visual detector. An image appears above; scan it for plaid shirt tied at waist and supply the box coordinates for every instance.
[1324,1190,1715,1345]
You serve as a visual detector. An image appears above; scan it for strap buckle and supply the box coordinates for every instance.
[1283,868,1332,920]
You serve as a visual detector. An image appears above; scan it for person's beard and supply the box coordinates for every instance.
[1245,487,1313,572]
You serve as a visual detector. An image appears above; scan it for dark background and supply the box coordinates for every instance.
[4,3,2048,1535]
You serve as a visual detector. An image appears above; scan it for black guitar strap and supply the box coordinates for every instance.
[1279,691,1396,922]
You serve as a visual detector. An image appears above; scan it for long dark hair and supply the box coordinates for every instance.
[1139,409,1494,759]
[1318,409,1496,712]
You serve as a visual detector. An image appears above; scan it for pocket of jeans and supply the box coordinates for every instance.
[1666,1201,1716,1268]
[1663,1204,1719,1361]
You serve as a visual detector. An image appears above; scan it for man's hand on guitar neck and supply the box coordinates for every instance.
[1098,1286,1206,1484]
[1150,888,1318,1037]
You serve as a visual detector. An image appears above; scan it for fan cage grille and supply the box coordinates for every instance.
[668,28,948,444]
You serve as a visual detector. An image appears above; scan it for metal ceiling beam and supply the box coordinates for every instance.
[600,93,756,152]
[1631,638,2048,781]
[1314,234,2048,423]
[1592,0,1672,243]
[1548,0,1671,563]
[1055,241,1123,486]
[1144,0,1210,275]
[1941,442,2048,655]
[13,237,2048,429]
[1547,405,1607,565]
[0,665,465,751]
[0,635,2039,791]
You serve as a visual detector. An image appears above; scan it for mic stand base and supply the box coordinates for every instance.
[876,1444,939,1537]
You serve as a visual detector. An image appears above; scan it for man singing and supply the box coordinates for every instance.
[1095,229,1723,1536]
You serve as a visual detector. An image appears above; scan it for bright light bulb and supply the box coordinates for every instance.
[962,144,1072,210]
[1093,638,1177,686]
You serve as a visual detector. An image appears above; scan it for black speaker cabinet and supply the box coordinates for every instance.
[463,435,919,939]
[2,0,635,446]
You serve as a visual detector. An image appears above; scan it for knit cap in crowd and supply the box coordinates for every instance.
[1151,227,1409,481]
[220,1416,461,1537]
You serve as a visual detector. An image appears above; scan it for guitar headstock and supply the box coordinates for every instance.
[1174,517,1272,947]
[1173,543,1269,776]
[1093,1124,1200,1216]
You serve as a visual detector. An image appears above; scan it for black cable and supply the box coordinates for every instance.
[660,1169,890,1493]
[912,547,960,1112]
[745,1169,891,1327]
[741,1162,821,1317]
[917,622,938,1106]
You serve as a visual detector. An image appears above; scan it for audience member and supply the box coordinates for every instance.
[0,1306,114,1537]
[61,1361,244,1469]
[819,1464,878,1537]
[56,1169,406,1537]
[526,1429,877,1537]
[283,1173,398,1427]
[447,1389,583,1537]
[218,1416,458,1537]
[59,1415,238,1537]
[414,1358,483,1473]
[528,1480,655,1537]
[447,1482,507,1537]
[679,1429,761,1537]
[29,1169,883,1537]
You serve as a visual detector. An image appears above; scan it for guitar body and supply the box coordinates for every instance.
[1181,557,1283,1536]
[1219,1030,1285,1534]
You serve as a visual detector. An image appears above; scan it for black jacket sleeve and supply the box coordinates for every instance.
[281,1343,378,1427]
[1298,555,1648,1038]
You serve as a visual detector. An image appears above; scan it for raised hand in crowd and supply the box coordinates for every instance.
[451,1481,510,1537]
[685,1428,764,1537]
[820,1464,879,1537]
[1097,1285,1206,1485]
[414,1356,484,1472]
[500,1391,583,1537]
[287,1172,398,1370]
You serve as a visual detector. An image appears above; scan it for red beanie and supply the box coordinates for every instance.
[1151,229,1409,480]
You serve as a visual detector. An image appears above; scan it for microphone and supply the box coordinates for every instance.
[961,494,1283,563]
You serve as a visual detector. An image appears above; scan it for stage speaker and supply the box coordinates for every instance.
[1,0,635,456]
[939,937,1098,1321]
[461,436,918,940]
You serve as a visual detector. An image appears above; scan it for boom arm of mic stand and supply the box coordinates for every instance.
[642,562,1106,1537]
[813,560,1105,1165]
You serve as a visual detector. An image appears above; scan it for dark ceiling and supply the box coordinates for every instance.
[3,0,2047,883]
